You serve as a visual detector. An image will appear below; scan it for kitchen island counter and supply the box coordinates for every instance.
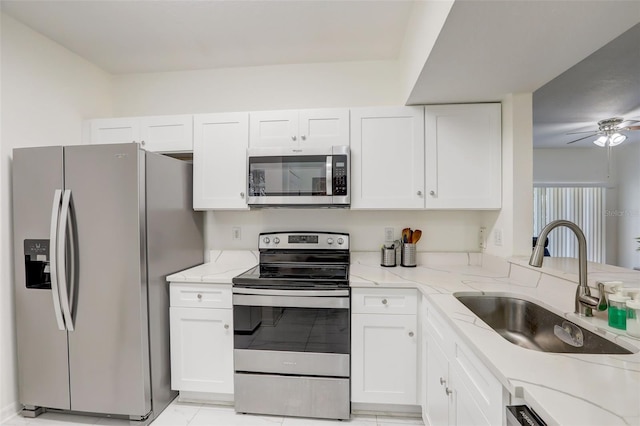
[351,251,640,426]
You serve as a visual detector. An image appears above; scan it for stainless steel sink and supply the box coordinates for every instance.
[455,294,635,354]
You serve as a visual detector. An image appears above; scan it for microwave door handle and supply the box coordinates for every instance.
[57,190,75,331]
[326,156,333,196]
[49,189,66,331]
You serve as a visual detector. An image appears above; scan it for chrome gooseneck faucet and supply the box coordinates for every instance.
[530,220,606,317]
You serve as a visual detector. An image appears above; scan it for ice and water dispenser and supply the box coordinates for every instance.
[24,239,51,289]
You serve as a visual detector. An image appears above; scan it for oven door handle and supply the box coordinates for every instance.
[233,293,349,309]
[233,288,349,297]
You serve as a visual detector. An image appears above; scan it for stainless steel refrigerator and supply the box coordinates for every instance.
[12,143,204,422]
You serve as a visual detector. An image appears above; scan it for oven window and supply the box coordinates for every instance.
[234,306,349,354]
[248,155,327,196]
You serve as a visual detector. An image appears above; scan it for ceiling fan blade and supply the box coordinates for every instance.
[566,129,598,135]
[566,133,598,144]
[619,119,640,126]
[623,125,640,131]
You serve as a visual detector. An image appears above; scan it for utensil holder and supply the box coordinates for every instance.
[380,246,397,267]
[401,243,416,267]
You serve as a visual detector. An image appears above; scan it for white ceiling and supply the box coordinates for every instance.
[0,0,414,73]
[2,0,639,149]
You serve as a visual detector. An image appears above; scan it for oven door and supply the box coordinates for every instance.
[232,288,350,378]
[247,146,349,207]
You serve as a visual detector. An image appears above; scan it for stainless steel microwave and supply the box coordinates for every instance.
[247,146,349,208]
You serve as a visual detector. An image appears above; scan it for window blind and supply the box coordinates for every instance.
[533,187,605,263]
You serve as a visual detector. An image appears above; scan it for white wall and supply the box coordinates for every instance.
[0,13,112,421]
[111,60,403,116]
[205,210,484,257]
[484,93,533,258]
[533,148,614,185]
[615,142,640,269]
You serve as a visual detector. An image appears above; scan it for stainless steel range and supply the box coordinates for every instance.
[232,231,350,420]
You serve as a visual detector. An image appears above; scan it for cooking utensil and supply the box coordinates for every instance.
[401,228,411,243]
[411,229,422,244]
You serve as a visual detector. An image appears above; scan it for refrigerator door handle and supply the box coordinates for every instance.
[49,189,66,331]
[58,190,75,331]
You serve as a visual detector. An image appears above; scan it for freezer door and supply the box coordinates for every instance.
[64,143,151,417]
[12,146,71,410]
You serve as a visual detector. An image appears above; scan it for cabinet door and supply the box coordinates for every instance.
[139,115,193,153]
[193,113,249,210]
[351,313,417,404]
[249,110,298,147]
[425,104,501,209]
[298,108,349,148]
[170,307,234,394]
[425,335,453,426]
[451,368,491,426]
[350,107,425,209]
[90,118,140,145]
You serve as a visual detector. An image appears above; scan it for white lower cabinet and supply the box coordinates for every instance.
[421,295,506,426]
[425,337,454,425]
[169,283,234,396]
[351,289,418,405]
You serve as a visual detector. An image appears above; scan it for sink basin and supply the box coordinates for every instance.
[455,294,635,354]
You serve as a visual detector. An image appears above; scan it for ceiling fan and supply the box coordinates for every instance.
[566,117,640,146]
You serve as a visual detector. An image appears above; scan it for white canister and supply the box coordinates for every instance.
[626,291,640,338]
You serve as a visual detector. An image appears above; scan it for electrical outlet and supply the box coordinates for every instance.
[232,226,241,240]
[384,227,395,242]
[494,228,503,246]
[479,227,486,249]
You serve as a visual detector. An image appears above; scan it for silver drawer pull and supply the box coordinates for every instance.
[440,377,446,385]
[445,387,453,396]
[224,324,229,329]
[408,331,414,337]
[381,299,388,305]
[197,294,202,300]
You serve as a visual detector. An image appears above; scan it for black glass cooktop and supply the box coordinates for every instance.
[232,263,349,289]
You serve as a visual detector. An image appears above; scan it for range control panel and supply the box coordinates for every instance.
[259,232,349,250]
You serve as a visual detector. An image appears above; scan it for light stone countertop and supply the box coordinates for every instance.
[166,250,258,283]
[168,250,640,426]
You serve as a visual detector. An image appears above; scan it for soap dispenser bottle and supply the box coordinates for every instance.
[626,291,640,337]
[608,287,630,330]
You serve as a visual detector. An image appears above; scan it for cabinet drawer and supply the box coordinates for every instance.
[352,288,417,315]
[170,283,232,308]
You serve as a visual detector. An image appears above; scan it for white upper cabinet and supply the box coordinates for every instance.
[89,115,193,153]
[249,108,349,148]
[350,106,425,209]
[193,112,249,210]
[90,118,139,145]
[424,104,501,209]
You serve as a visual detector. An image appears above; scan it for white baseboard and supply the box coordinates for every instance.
[1,400,20,423]
[177,391,234,405]
[351,402,421,417]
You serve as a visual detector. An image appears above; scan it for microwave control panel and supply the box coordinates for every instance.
[333,155,348,196]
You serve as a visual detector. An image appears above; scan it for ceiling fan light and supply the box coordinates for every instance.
[609,133,626,146]
[593,135,608,147]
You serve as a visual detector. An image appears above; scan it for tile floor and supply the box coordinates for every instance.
[1,399,425,426]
